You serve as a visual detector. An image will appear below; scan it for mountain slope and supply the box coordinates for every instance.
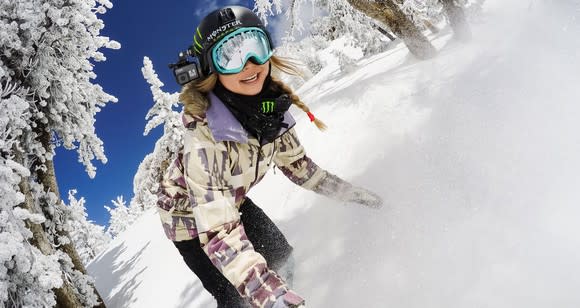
[89,2,580,307]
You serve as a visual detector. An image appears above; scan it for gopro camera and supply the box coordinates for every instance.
[169,47,202,86]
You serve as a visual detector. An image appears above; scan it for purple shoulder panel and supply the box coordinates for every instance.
[207,92,249,143]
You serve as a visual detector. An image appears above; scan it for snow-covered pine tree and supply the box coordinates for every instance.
[397,0,444,33]
[254,0,283,27]
[65,190,110,265]
[0,0,119,306]
[310,0,391,55]
[439,0,472,41]
[257,0,391,77]
[255,0,437,59]
[104,196,132,239]
[1,82,64,307]
[342,0,438,58]
[133,57,183,208]
[101,57,182,239]
[398,0,473,41]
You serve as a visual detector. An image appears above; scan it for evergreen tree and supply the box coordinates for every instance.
[344,0,437,59]
[0,0,119,306]
[65,190,110,265]
[104,196,132,239]
[102,57,184,240]
[133,57,183,210]
[312,0,394,57]
[255,0,437,59]
[397,0,444,34]
[439,0,472,41]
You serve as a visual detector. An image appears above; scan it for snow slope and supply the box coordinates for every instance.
[88,1,580,307]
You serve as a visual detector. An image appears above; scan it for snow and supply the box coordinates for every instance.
[89,1,580,307]
[89,209,214,308]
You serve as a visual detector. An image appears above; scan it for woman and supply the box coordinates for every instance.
[157,6,382,308]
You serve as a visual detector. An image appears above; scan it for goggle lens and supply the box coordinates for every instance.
[212,28,273,74]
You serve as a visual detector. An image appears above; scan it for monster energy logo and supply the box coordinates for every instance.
[207,20,242,42]
[262,100,275,113]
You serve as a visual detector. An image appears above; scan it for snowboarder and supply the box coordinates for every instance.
[157,5,382,308]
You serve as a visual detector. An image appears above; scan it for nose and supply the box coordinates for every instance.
[243,60,257,71]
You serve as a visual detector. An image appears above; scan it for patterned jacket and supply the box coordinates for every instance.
[157,91,329,307]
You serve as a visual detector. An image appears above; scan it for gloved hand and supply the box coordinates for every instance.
[312,172,383,209]
[341,185,383,209]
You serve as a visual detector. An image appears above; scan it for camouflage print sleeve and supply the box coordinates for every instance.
[157,153,189,213]
[183,127,304,308]
[273,128,327,191]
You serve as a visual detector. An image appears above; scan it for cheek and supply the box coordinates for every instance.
[259,63,269,75]
[218,74,240,92]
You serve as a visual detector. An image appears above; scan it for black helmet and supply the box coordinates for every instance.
[193,6,274,76]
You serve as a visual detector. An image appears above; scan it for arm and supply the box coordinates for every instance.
[272,128,326,190]
[274,128,382,208]
[157,153,189,213]
[183,126,304,308]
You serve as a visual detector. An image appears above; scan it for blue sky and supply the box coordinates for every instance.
[53,0,259,227]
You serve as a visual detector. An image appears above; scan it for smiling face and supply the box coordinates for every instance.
[217,60,270,96]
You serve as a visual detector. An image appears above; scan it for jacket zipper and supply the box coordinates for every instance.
[252,126,294,183]
[254,136,263,183]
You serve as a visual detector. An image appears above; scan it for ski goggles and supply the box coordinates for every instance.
[211,27,273,75]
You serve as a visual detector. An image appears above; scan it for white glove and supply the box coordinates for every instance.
[313,173,383,209]
[342,185,383,208]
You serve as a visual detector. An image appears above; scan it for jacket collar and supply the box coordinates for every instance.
[203,91,296,144]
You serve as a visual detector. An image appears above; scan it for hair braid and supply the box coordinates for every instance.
[271,77,327,131]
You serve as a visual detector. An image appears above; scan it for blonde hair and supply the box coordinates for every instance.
[179,55,326,131]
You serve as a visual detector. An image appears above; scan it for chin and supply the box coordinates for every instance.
[240,78,266,95]
[245,87,262,96]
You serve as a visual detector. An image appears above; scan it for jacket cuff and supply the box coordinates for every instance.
[272,290,305,308]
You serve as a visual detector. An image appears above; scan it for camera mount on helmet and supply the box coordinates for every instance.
[168,46,202,86]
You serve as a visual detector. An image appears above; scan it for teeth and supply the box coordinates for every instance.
[242,74,258,82]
